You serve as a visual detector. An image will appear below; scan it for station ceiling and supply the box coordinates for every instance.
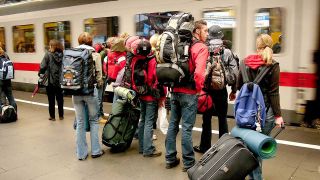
[0,0,116,16]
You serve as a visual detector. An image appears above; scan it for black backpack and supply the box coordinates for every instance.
[0,105,17,123]
[156,12,195,87]
[60,48,96,95]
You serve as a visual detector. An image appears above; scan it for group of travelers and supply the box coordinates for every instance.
[0,11,285,180]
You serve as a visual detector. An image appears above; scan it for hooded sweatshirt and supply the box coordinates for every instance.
[237,54,281,117]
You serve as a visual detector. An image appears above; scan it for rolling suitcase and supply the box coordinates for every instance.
[187,134,258,180]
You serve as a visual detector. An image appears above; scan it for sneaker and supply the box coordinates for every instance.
[193,145,205,153]
[78,154,88,161]
[48,117,56,121]
[152,134,157,140]
[59,116,64,120]
[143,150,162,157]
[92,150,105,158]
[166,158,180,169]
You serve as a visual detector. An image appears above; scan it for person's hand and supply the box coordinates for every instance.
[158,98,165,107]
[275,116,285,128]
[229,92,236,101]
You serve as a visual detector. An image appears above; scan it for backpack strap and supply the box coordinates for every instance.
[240,60,250,83]
[253,65,272,84]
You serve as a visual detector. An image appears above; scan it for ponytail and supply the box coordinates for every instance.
[256,34,274,65]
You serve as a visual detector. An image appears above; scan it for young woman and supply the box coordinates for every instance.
[237,34,284,180]
[39,39,64,121]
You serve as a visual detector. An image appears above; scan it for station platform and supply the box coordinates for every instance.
[0,91,319,180]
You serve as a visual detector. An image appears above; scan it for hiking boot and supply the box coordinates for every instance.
[78,154,88,161]
[166,158,180,169]
[59,116,64,120]
[143,150,162,157]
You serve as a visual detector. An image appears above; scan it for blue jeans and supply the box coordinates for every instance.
[165,93,197,169]
[94,81,106,117]
[0,80,17,111]
[138,100,157,155]
[72,95,102,159]
[249,108,276,180]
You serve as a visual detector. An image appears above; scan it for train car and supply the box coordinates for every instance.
[0,0,319,125]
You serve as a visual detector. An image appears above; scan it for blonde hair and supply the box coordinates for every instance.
[149,34,159,49]
[0,47,4,56]
[256,34,273,65]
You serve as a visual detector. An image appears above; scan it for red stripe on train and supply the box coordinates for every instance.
[13,62,317,88]
[14,63,40,71]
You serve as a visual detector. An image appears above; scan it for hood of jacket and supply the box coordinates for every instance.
[51,51,63,63]
[244,54,265,70]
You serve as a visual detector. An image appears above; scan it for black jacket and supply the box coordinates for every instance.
[39,51,63,87]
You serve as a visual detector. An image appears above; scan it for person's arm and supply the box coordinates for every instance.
[268,63,282,117]
[39,52,49,76]
[193,43,209,94]
[93,52,103,86]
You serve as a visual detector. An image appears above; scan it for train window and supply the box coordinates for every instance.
[203,8,236,48]
[135,11,179,39]
[12,24,35,53]
[0,27,5,51]
[84,17,119,45]
[44,21,71,50]
[255,8,284,54]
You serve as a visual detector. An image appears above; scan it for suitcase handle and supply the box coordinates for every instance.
[200,146,219,165]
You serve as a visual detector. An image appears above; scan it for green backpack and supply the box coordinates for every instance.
[102,99,140,153]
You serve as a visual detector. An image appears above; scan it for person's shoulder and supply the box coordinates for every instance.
[191,41,208,51]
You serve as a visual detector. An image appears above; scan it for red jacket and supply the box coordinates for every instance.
[173,41,208,94]
[136,56,166,102]
[105,51,126,81]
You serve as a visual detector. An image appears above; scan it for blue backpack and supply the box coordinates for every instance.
[0,56,14,80]
[234,61,272,131]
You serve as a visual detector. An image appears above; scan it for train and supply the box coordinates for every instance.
[0,0,319,125]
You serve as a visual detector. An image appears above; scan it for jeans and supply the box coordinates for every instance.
[72,95,102,159]
[94,79,106,117]
[0,80,17,111]
[165,93,197,169]
[199,88,228,151]
[46,85,64,118]
[249,108,276,180]
[138,100,157,155]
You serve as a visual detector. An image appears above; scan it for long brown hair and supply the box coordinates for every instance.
[256,34,273,65]
[0,47,4,56]
[49,39,63,53]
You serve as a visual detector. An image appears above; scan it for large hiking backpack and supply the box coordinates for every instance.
[156,12,195,87]
[106,52,126,82]
[102,99,140,153]
[0,56,14,80]
[234,61,273,131]
[60,48,96,95]
[0,105,17,123]
[204,45,226,90]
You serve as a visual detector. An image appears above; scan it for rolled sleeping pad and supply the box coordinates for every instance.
[230,126,277,159]
[114,87,136,101]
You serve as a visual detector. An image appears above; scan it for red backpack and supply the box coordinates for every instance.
[107,51,126,82]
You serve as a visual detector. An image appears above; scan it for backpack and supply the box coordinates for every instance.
[60,48,96,95]
[0,105,17,123]
[204,45,226,90]
[234,61,272,131]
[102,99,140,153]
[0,56,14,80]
[156,12,195,87]
[106,52,126,82]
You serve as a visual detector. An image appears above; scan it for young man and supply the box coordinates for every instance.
[165,20,209,172]
[193,25,238,153]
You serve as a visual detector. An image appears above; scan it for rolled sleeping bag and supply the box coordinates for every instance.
[114,87,136,101]
[231,126,277,159]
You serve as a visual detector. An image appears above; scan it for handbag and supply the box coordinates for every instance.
[38,72,49,87]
